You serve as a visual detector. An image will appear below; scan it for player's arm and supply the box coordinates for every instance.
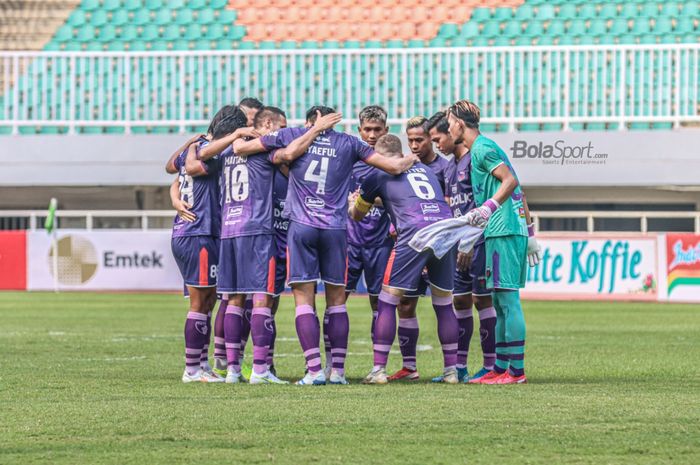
[170,177,195,223]
[199,127,260,160]
[464,150,518,227]
[184,143,209,177]
[364,152,419,175]
[348,176,380,221]
[166,134,202,173]
[271,111,343,165]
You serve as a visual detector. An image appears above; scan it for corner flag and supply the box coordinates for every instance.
[45,197,57,234]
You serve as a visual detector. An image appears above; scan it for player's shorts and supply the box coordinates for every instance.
[287,221,347,286]
[171,235,219,288]
[384,241,457,293]
[218,234,276,295]
[346,238,394,296]
[485,235,528,290]
[454,241,491,297]
[403,271,429,298]
[274,256,287,296]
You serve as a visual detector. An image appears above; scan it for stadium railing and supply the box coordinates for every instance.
[1,44,699,134]
[1,210,699,234]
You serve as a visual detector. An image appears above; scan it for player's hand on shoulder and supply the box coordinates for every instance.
[234,127,261,140]
[313,111,343,131]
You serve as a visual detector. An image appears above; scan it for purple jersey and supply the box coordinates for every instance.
[272,169,289,256]
[172,139,221,238]
[346,162,391,247]
[443,152,475,217]
[219,146,275,238]
[424,153,451,195]
[360,162,452,246]
[261,127,375,229]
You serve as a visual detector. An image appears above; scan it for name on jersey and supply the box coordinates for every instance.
[307,145,337,157]
[224,155,247,166]
[448,192,472,207]
[407,166,427,175]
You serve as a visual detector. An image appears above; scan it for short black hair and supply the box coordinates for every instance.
[253,106,287,129]
[426,111,449,134]
[305,105,336,124]
[406,116,429,134]
[207,105,236,136]
[212,106,248,139]
[238,97,263,110]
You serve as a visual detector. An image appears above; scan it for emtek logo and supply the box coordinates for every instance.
[104,251,163,268]
[510,140,608,165]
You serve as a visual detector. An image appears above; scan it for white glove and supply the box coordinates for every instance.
[526,223,542,267]
[464,199,500,228]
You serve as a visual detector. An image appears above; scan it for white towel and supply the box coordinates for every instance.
[408,216,484,259]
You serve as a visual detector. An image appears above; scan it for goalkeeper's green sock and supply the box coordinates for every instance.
[494,290,526,376]
[493,297,508,374]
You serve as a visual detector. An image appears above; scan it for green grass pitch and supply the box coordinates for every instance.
[1,292,699,464]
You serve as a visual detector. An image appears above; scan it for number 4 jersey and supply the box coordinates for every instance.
[359,162,452,246]
[261,127,375,230]
[219,146,277,239]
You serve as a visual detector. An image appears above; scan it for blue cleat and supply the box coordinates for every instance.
[466,367,492,383]
[431,374,444,383]
[457,367,469,383]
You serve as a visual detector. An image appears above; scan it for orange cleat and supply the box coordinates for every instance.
[495,373,528,385]
[469,370,507,384]
[387,367,420,381]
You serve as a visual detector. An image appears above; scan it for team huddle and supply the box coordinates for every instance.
[166,97,542,386]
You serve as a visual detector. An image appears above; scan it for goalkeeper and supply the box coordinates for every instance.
[444,100,542,385]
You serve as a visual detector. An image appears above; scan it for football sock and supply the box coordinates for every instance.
[213,299,227,366]
[478,306,497,370]
[432,295,459,370]
[184,311,208,376]
[397,317,419,370]
[373,291,399,368]
[325,305,349,376]
[239,297,253,358]
[454,307,473,369]
[267,318,276,367]
[200,311,212,369]
[251,306,273,375]
[323,312,331,369]
[493,290,526,376]
[295,304,322,374]
[371,310,378,344]
[224,305,244,372]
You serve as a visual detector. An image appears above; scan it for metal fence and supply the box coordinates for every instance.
[1,44,699,133]
[2,210,699,233]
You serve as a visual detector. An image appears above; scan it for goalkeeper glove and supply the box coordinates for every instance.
[526,223,543,267]
[464,199,499,228]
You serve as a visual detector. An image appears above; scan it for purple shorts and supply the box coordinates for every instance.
[384,242,457,293]
[287,221,347,286]
[171,235,219,288]
[454,242,491,296]
[274,256,287,296]
[402,271,429,298]
[218,235,276,295]
[347,238,394,295]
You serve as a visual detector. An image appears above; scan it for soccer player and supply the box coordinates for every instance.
[388,116,451,382]
[239,97,264,127]
[348,134,460,384]
[342,105,392,355]
[235,106,418,385]
[446,100,541,385]
[426,111,497,383]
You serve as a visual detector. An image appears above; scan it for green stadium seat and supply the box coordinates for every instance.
[205,24,224,39]
[124,0,143,11]
[100,25,117,41]
[568,20,586,35]
[681,3,698,16]
[120,25,139,41]
[258,40,276,49]
[588,19,607,35]
[640,3,658,17]
[227,25,246,40]
[154,9,172,25]
[77,25,96,41]
[503,20,521,37]
[653,17,673,34]
[459,22,479,38]
[219,10,237,23]
[151,40,169,51]
[492,8,513,21]
[140,25,159,41]
[537,4,555,19]
[145,0,163,10]
[86,42,103,51]
[524,20,543,36]
[162,24,181,40]
[557,4,576,18]
[210,0,228,8]
[197,8,215,24]
[438,23,459,38]
[631,19,651,34]
[167,0,186,8]
[470,8,492,22]
[547,21,565,36]
[481,20,501,37]
[112,10,129,26]
[67,10,87,27]
[597,4,617,19]
[91,10,108,27]
[621,3,639,18]
[132,8,152,25]
[175,9,193,24]
[107,41,125,51]
[81,0,100,11]
[406,39,425,48]
[514,4,533,20]
[675,17,696,34]
[609,19,629,34]
[54,25,74,41]
[184,24,202,39]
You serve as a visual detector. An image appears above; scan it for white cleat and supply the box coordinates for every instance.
[440,368,459,385]
[225,370,245,384]
[182,369,202,383]
[295,371,326,385]
[200,369,225,383]
[249,370,289,385]
[362,367,388,385]
[328,370,349,385]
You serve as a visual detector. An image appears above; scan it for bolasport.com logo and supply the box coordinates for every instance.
[510,140,609,166]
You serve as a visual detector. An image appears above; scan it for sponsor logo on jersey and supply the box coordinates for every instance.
[305,196,326,209]
[420,203,441,214]
[226,206,243,218]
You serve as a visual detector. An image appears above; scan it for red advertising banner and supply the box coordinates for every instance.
[0,231,27,290]
[665,233,700,301]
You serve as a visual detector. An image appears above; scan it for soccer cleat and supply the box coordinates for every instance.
[182,369,202,383]
[467,367,492,383]
[212,367,228,379]
[328,370,349,385]
[200,369,225,383]
[495,373,527,385]
[430,374,445,383]
[433,368,459,384]
[296,371,326,385]
[269,364,277,377]
[362,367,388,385]
[457,367,469,383]
[249,370,289,385]
[473,371,508,385]
[388,367,420,381]
[324,365,332,380]
[241,359,253,380]
[225,370,245,384]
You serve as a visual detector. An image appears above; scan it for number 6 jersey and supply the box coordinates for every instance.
[261,127,375,230]
[359,162,452,246]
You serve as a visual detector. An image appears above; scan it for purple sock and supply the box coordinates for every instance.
[323,311,332,369]
[295,304,322,374]
[200,311,212,368]
[432,295,459,370]
[213,299,227,362]
[184,311,209,375]
[398,317,419,370]
[371,310,378,344]
[325,305,349,376]
[251,306,273,375]
[478,306,497,370]
[239,297,253,358]
[454,307,473,369]
[267,319,277,367]
[224,305,243,372]
[374,291,399,368]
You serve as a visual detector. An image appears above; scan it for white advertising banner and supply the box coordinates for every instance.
[522,235,658,301]
[27,230,182,291]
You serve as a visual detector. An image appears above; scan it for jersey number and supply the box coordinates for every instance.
[224,165,249,203]
[407,173,436,200]
[304,158,329,195]
[179,173,194,205]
